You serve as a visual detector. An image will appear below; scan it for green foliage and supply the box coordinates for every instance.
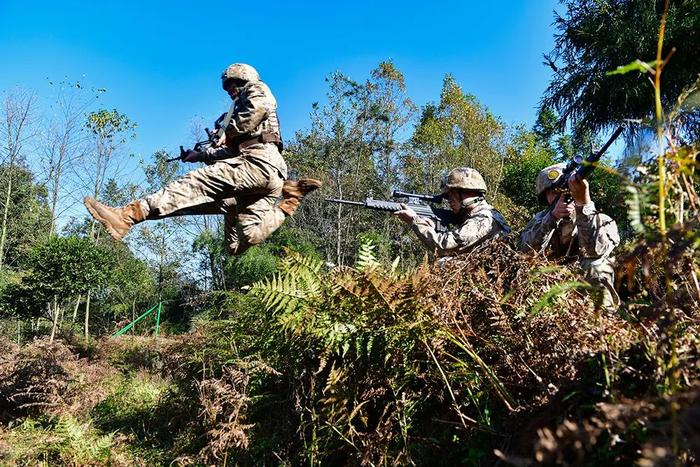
[501,129,556,217]
[86,108,136,143]
[252,248,323,316]
[93,373,170,431]
[586,162,631,236]
[407,74,506,194]
[0,415,129,465]
[104,243,157,324]
[30,236,111,295]
[285,60,416,265]
[543,0,700,139]
[248,242,460,463]
[0,163,51,268]
[0,237,113,319]
[225,225,320,289]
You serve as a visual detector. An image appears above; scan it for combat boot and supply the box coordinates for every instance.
[279,178,322,216]
[83,197,146,241]
[282,178,322,200]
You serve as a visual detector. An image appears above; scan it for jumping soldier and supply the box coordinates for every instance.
[84,63,321,255]
[394,167,511,257]
[520,163,620,310]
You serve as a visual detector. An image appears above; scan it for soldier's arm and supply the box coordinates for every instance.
[575,203,620,258]
[226,83,268,138]
[201,145,237,165]
[519,211,558,254]
[410,212,495,257]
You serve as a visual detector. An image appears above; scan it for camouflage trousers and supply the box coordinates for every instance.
[581,256,620,311]
[140,157,285,256]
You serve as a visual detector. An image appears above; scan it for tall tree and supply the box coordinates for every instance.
[133,150,187,300]
[0,89,36,269]
[74,108,135,336]
[74,108,136,238]
[0,164,51,268]
[40,81,103,236]
[406,75,507,197]
[542,0,700,140]
[287,62,415,265]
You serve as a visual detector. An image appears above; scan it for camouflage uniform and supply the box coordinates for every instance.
[520,163,621,309]
[406,167,511,257]
[140,65,288,255]
[410,199,511,257]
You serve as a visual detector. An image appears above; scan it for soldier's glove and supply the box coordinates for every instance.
[183,149,204,163]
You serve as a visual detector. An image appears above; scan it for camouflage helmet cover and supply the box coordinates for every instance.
[221,63,260,87]
[535,162,566,205]
[441,167,488,195]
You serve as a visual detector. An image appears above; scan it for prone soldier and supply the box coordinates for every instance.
[394,167,511,257]
[520,163,621,310]
[84,63,321,255]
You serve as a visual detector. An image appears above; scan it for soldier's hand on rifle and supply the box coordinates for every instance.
[551,193,575,220]
[213,132,226,148]
[183,149,204,163]
[568,173,591,206]
[394,203,418,224]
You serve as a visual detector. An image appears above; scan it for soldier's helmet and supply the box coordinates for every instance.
[535,162,566,205]
[221,63,260,90]
[440,167,488,197]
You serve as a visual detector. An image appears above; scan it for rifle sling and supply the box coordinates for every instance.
[220,101,236,131]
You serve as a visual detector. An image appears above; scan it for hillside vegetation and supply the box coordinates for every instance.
[0,0,699,464]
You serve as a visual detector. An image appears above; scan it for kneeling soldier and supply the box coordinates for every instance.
[84,63,321,256]
[520,163,621,310]
[394,167,511,257]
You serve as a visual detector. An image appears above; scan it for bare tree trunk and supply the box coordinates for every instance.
[46,95,84,236]
[50,296,60,342]
[58,301,65,329]
[0,91,35,269]
[334,171,343,266]
[0,174,13,268]
[72,294,81,323]
[16,319,21,345]
[84,292,91,339]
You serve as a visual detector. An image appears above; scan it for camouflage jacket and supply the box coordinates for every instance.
[519,202,620,260]
[224,81,281,144]
[410,200,511,257]
[205,80,287,178]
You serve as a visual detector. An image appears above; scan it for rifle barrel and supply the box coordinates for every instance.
[595,124,625,157]
[326,198,365,207]
[576,124,626,179]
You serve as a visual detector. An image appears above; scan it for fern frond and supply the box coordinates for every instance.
[279,248,325,299]
[356,240,380,272]
[251,273,310,314]
[281,248,324,278]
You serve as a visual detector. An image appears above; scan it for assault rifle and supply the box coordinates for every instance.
[167,101,237,162]
[326,191,458,232]
[548,122,629,205]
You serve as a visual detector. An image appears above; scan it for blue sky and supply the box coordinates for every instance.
[0,0,561,160]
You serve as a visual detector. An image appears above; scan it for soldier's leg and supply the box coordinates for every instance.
[84,159,270,241]
[142,160,269,219]
[225,174,285,256]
